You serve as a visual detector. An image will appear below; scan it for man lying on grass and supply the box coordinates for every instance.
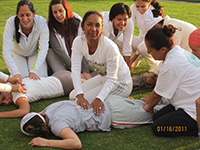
[0,70,74,118]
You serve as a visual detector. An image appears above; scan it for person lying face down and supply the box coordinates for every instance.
[21,94,168,149]
[0,70,73,118]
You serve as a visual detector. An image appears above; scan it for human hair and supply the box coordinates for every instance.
[145,25,177,50]
[48,0,80,37]
[23,114,50,137]
[109,3,131,21]
[133,0,165,18]
[81,10,103,28]
[151,9,164,25]
[14,0,35,43]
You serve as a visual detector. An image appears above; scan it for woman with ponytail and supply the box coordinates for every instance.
[3,0,49,82]
[21,100,111,149]
[142,25,200,137]
[130,0,164,72]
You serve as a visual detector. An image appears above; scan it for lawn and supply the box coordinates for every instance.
[0,0,200,150]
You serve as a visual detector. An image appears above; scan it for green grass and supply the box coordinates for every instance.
[0,0,200,149]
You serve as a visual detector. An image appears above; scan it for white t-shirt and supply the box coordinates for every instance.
[101,11,133,56]
[12,77,64,104]
[71,35,131,101]
[155,45,200,120]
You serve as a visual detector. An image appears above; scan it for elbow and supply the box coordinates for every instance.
[21,109,30,117]
[74,140,82,149]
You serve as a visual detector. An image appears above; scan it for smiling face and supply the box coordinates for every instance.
[82,14,103,41]
[0,92,13,105]
[112,13,129,32]
[51,3,66,24]
[17,5,35,31]
[135,0,151,14]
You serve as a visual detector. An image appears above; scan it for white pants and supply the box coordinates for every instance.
[132,36,160,72]
[13,52,47,78]
[69,75,133,101]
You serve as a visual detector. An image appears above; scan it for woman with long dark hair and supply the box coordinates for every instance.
[3,0,49,82]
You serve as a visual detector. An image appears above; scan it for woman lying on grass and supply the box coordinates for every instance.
[21,94,168,149]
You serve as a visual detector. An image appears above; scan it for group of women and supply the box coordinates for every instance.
[1,0,200,149]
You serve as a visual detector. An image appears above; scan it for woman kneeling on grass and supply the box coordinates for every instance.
[142,25,200,137]
[69,10,132,116]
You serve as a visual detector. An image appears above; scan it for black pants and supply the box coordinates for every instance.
[152,104,198,137]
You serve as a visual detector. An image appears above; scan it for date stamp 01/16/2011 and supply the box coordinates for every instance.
[157,126,187,132]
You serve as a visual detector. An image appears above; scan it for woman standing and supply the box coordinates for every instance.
[3,0,49,82]
[47,0,90,79]
[70,11,132,116]
[101,3,133,68]
[142,25,199,137]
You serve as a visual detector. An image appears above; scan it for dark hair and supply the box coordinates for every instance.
[152,9,164,25]
[48,0,80,37]
[23,114,50,137]
[81,10,103,28]
[15,0,35,43]
[145,25,177,50]
[133,0,165,18]
[109,3,131,21]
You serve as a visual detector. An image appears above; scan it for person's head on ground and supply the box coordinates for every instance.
[145,25,177,60]
[15,0,35,43]
[21,112,50,137]
[134,0,164,16]
[109,3,131,32]
[189,28,200,59]
[0,92,13,105]
[81,10,103,42]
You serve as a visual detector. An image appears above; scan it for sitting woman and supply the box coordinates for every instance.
[142,25,200,137]
[188,28,200,139]
[69,11,132,116]
[101,3,133,68]
[47,0,90,80]
[20,95,167,149]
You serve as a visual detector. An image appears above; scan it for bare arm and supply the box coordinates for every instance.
[142,90,162,112]
[0,97,30,118]
[28,127,82,149]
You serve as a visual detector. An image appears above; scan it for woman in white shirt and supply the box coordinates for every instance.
[101,3,133,68]
[130,0,164,72]
[3,0,49,82]
[143,25,199,137]
[70,11,132,116]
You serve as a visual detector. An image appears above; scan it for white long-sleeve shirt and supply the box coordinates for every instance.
[71,35,131,101]
[0,72,12,92]
[130,4,154,39]
[101,11,133,56]
[163,15,197,52]
[3,15,49,75]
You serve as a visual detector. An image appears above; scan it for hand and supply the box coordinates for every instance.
[11,84,27,94]
[28,137,49,147]
[9,74,23,83]
[143,104,154,115]
[81,73,92,80]
[76,94,89,110]
[29,72,40,80]
[90,98,104,116]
